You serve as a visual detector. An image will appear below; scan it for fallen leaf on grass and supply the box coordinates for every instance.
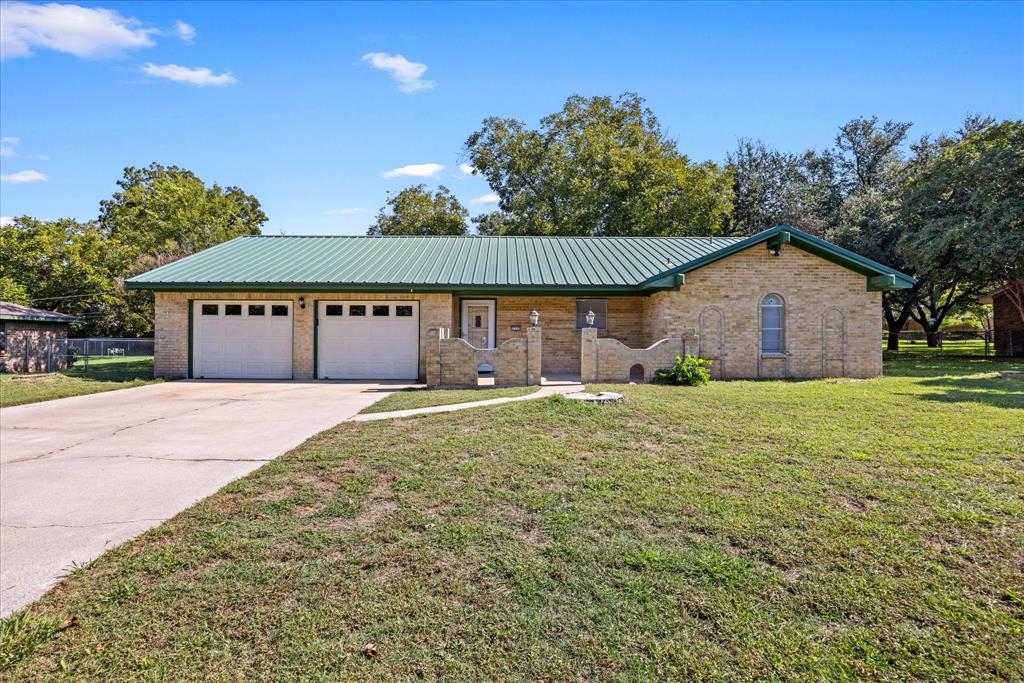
[362,643,379,658]
[56,616,77,631]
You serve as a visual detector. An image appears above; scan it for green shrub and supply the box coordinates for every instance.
[655,355,712,386]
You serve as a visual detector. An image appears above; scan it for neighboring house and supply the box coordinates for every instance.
[0,302,81,373]
[125,225,915,384]
[981,288,1024,357]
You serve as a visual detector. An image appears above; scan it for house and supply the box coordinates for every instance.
[0,302,81,373]
[125,225,915,385]
[981,288,1024,357]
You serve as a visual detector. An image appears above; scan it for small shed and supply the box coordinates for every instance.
[0,302,82,373]
[981,288,1024,357]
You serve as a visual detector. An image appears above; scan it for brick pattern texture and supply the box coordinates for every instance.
[0,322,69,373]
[581,328,683,382]
[993,290,1024,356]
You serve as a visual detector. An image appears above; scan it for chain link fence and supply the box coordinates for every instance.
[884,330,1022,357]
[66,338,155,377]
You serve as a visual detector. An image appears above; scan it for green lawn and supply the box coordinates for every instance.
[3,358,1023,680]
[0,356,158,408]
[360,385,539,414]
[884,336,994,359]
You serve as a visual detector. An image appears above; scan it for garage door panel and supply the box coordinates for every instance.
[318,301,418,380]
[193,300,293,379]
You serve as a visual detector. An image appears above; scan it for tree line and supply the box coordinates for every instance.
[370,93,1023,348]
[2,93,1020,344]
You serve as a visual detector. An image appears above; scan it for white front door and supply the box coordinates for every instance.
[317,301,419,379]
[461,299,495,349]
[193,300,293,379]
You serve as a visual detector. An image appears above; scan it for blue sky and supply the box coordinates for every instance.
[1,0,1022,235]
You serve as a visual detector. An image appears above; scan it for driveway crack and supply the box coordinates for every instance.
[2,517,168,530]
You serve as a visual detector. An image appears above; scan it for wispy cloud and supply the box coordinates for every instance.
[0,216,14,227]
[0,2,157,59]
[470,193,500,205]
[1,170,48,183]
[382,163,445,178]
[173,20,195,44]
[323,208,366,215]
[360,52,436,93]
[140,63,237,86]
[0,137,19,157]
[458,163,477,176]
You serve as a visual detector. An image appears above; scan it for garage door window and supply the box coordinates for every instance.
[225,304,242,316]
[271,305,289,316]
[248,305,265,316]
[349,305,366,316]
[201,304,218,315]
[325,305,343,316]
[396,305,413,317]
[373,305,389,317]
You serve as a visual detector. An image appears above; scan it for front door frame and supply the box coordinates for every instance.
[460,298,496,349]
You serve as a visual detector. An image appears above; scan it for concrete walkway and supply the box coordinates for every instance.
[0,380,410,617]
[351,382,584,422]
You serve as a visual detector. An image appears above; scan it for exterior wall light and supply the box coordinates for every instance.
[585,309,596,327]
[529,310,539,327]
[298,296,306,309]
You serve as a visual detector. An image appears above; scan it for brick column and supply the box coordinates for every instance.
[580,326,598,383]
[527,326,542,385]
[424,327,446,387]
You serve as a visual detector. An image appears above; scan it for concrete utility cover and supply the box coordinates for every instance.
[0,379,411,617]
[564,391,625,404]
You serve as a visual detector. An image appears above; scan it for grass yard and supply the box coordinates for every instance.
[0,356,158,408]
[3,358,1023,680]
[360,385,539,414]
[884,336,993,359]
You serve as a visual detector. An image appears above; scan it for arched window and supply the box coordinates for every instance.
[761,294,784,353]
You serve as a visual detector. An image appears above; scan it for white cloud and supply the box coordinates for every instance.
[140,63,237,87]
[471,193,500,205]
[0,216,14,226]
[459,163,477,176]
[1,170,48,183]
[0,2,157,59]
[0,136,19,156]
[360,52,436,93]
[382,163,445,178]
[323,208,366,215]
[173,20,195,44]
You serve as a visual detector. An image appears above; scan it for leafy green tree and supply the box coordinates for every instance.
[465,93,732,236]
[0,276,30,305]
[901,120,1024,335]
[367,184,468,236]
[99,163,267,260]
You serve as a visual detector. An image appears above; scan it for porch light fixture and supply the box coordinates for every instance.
[529,310,539,327]
[585,309,596,327]
[298,296,306,309]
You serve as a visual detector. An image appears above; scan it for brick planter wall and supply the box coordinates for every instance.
[580,327,683,383]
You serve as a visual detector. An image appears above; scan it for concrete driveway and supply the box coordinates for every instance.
[0,380,410,617]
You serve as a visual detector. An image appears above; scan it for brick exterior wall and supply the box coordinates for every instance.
[153,291,453,380]
[643,244,882,378]
[0,321,70,373]
[992,290,1024,356]
[581,327,683,383]
[426,326,542,387]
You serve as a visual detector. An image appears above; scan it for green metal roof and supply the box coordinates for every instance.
[126,225,914,294]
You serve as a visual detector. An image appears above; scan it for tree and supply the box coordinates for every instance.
[99,163,267,261]
[901,120,1024,335]
[367,185,468,236]
[465,93,732,236]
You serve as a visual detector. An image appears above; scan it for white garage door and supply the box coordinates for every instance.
[318,301,419,379]
[193,301,293,379]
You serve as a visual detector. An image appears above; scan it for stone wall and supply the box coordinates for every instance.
[580,327,682,383]
[153,291,453,380]
[0,322,69,373]
[643,244,882,378]
[425,326,541,387]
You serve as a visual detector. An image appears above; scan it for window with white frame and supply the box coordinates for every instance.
[576,298,608,330]
[761,294,784,353]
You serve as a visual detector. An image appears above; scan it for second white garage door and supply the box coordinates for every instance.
[317,301,419,379]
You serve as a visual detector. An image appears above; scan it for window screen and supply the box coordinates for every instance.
[325,305,343,316]
[201,304,218,315]
[225,304,242,316]
[576,299,608,330]
[761,294,784,353]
